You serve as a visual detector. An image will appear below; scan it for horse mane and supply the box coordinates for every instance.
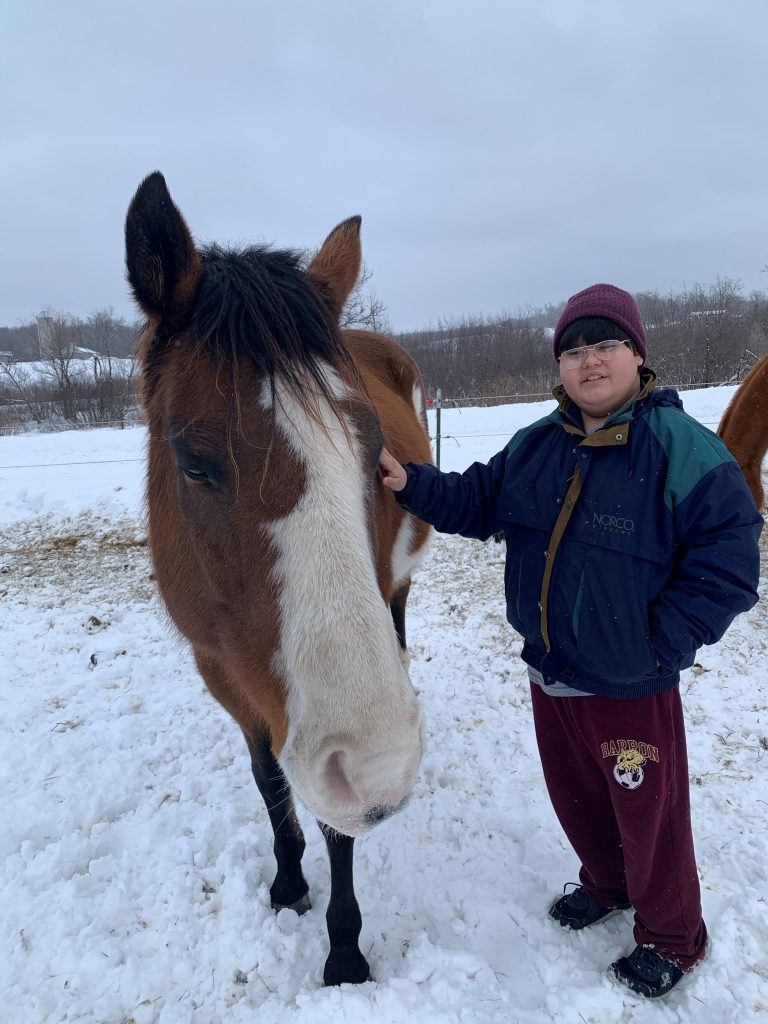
[191,243,361,425]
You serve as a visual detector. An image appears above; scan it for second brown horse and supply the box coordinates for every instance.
[718,353,768,510]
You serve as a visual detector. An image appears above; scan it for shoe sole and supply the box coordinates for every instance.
[550,905,630,930]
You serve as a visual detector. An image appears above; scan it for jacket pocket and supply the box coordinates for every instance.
[503,527,546,640]
[571,548,659,682]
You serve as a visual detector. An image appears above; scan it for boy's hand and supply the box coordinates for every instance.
[379,448,408,492]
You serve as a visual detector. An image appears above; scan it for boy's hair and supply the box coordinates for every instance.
[557,317,635,356]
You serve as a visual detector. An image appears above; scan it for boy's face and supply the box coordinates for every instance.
[559,340,643,420]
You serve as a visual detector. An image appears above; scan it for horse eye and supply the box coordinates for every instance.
[181,467,210,484]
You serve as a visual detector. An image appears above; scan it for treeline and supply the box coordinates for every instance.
[395,278,768,404]
[0,263,383,363]
[2,279,767,432]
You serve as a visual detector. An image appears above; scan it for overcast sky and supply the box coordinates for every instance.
[2,0,767,332]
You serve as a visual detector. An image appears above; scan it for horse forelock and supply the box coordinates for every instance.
[139,242,374,461]
[190,244,362,423]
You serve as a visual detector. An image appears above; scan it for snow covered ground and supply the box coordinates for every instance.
[1,385,766,1023]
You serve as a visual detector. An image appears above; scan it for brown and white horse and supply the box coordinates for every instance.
[125,172,432,985]
[718,353,768,510]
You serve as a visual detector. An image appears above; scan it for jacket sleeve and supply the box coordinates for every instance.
[650,461,763,671]
[394,447,510,541]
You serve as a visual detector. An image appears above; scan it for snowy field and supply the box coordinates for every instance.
[1,385,766,1024]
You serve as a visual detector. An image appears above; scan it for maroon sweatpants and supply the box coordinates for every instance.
[530,683,708,970]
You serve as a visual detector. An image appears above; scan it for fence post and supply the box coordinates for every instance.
[435,387,442,469]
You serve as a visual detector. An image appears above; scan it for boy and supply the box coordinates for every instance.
[379,283,762,998]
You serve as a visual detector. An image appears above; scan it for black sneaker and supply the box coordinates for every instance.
[611,946,684,998]
[549,884,631,930]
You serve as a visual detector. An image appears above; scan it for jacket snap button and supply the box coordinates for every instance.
[538,601,543,610]
[615,433,623,441]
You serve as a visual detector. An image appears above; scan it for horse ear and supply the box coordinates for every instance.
[306,215,362,323]
[125,171,203,319]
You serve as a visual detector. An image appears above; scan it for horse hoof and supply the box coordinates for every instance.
[323,945,371,986]
[272,892,312,916]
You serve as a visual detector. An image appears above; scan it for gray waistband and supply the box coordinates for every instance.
[528,665,592,697]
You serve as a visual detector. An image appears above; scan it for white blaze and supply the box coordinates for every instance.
[263,372,424,835]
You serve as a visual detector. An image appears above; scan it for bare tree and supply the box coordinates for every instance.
[37,314,85,419]
[83,348,139,425]
[0,360,46,426]
[85,307,122,358]
[40,315,80,381]
[337,262,390,333]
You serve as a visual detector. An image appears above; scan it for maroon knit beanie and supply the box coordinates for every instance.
[553,283,647,363]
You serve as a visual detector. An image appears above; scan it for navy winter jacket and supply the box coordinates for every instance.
[397,372,763,698]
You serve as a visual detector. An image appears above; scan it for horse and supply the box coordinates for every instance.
[124,172,433,986]
[717,353,768,510]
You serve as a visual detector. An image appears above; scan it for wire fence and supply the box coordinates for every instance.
[430,378,733,408]
[0,380,732,472]
[428,379,731,466]
[0,416,140,435]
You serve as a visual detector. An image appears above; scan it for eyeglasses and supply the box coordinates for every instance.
[558,339,630,368]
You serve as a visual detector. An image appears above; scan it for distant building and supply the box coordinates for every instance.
[36,310,54,357]
[0,351,14,365]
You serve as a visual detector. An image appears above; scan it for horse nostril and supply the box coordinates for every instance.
[366,793,410,826]
[324,749,357,804]
[365,804,391,826]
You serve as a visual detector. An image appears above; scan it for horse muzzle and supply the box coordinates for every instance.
[280,718,425,837]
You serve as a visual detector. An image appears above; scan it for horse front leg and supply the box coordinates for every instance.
[246,730,311,915]
[320,824,371,986]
